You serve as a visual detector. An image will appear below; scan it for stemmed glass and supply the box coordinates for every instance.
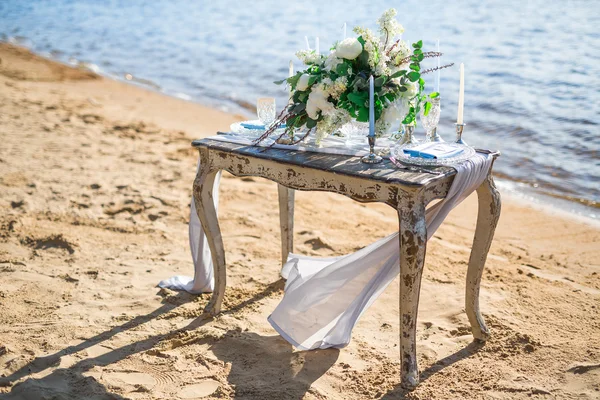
[342,121,369,147]
[257,97,276,129]
[420,96,443,142]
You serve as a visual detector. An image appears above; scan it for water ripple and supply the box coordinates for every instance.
[0,0,598,211]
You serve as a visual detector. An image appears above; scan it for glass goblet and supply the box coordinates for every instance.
[420,96,443,142]
[257,97,276,129]
[341,120,369,147]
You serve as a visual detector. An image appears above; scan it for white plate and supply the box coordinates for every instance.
[229,119,285,138]
[391,142,476,166]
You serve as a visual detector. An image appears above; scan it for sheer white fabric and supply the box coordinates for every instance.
[158,133,392,293]
[158,135,492,350]
[268,153,492,350]
[158,163,221,294]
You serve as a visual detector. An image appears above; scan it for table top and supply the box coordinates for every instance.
[192,138,464,188]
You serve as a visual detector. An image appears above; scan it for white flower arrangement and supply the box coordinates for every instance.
[258,8,452,145]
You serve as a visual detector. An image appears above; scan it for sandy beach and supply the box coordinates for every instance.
[0,43,599,399]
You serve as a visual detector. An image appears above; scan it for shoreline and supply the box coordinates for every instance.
[1,42,599,399]
[2,39,597,220]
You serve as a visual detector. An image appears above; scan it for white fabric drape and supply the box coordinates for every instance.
[159,135,492,350]
[158,133,394,293]
[268,153,492,350]
[158,163,221,294]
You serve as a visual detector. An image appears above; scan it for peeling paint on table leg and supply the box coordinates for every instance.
[194,149,226,316]
[398,198,427,390]
[278,184,295,267]
[466,173,501,341]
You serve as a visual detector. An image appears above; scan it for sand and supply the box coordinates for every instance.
[0,43,599,399]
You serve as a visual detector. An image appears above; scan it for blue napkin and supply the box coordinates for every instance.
[403,143,464,159]
[241,122,286,130]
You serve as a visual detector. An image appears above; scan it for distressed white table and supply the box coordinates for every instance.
[191,138,501,389]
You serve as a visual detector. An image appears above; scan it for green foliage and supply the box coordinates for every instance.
[423,101,432,116]
[400,41,438,126]
[357,106,369,122]
[272,32,445,135]
[348,92,368,106]
[407,71,420,82]
[390,69,407,79]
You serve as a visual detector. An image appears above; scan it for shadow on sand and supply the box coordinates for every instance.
[381,340,485,399]
[0,279,337,399]
[210,331,338,398]
[1,277,483,399]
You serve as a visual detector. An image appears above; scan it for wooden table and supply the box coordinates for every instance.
[191,138,501,389]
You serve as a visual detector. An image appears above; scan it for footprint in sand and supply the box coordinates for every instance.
[177,380,220,398]
[103,371,156,389]
[304,237,334,251]
[22,234,77,255]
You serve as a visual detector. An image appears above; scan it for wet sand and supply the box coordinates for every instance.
[0,43,599,399]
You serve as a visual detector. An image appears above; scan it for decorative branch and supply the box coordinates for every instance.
[421,63,454,75]
[288,129,312,145]
[253,107,290,144]
[396,51,443,66]
[386,39,400,56]
[383,28,390,50]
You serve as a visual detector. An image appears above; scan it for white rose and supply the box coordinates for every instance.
[381,99,408,132]
[296,74,311,91]
[404,82,418,98]
[306,86,334,120]
[324,52,342,71]
[335,38,363,60]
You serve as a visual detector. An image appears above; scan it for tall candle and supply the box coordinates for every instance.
[435,39,440,93]
[343,22,347,39]
[305,36,311,50]
[369,76,375,136]
[315,37,319,55]
[457,63,465,124]
[289,61,294,98]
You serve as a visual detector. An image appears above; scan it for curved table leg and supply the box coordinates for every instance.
[277,185,295,267]
[466,173,501,340]
[398,200,427,390]
[193,157,226,316]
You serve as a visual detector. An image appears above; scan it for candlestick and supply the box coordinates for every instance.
[435,39,440,93]
[277,60,296,145]
[457,63,464,124]
[305,36,311,50]
[315,37,319,55]
[343,22,347,39]
[362,76,382,164]
[287,61,296,143]
[455,123,467,145]
[369,76,374,133]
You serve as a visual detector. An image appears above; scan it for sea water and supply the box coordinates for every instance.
[1,0,598,216]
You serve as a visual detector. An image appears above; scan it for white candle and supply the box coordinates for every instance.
[369,76,375,136]
[315,37,319,55]
[435,39,440,93]
[305,36,311,50]
[457,63,465,124]
[343,22,347,39]
[289,60,294,92]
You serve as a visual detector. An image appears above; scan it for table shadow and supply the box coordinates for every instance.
[0,280,286,399]
[380,340,485,399]
[210,330,339,399]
